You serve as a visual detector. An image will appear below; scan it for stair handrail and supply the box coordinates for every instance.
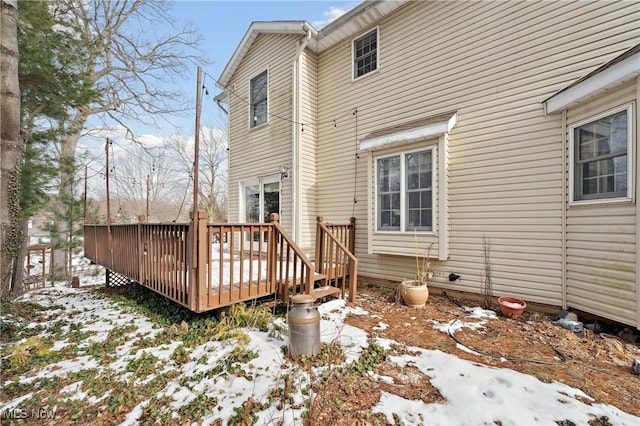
[316,218,358,302]
[270,213,315,299]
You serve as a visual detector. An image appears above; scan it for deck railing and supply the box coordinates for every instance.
[84,222,190,306]
[83,212,356,312]
[315,216,358,302]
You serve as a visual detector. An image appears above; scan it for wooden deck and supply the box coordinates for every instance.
[83,213,357,312]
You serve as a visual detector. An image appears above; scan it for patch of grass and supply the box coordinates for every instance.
[103,284,210,326]
[171,344,190,365]
[139,395,175,426]
[228,396,270,426]
[126,351,159,378]
[223,303,275,332]
[179,394,219,423]
[1,336,60,375]
[348,341,388,374]
[296,340,345,368]
[0,300,53,322]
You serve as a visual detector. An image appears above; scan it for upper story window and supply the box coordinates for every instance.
[570,104,633,203]
[376,148,433,232]
[250,70,268,128]
[353,28,378,79]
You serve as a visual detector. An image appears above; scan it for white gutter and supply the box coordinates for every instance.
[291,24,312,243]
[360,113,458,151]
[214,91,228,115]
[544,50,640,114]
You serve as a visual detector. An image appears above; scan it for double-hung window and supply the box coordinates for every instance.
[376,149,433,232]
[571,104,633,203]
[353,28,378,79]
[250,71,268,128]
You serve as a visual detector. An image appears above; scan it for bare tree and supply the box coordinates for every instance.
[48,0,204,278]
[111,143,191,222]
[164,125,228,222]
[59,0,204,162]
[0,0,22,300]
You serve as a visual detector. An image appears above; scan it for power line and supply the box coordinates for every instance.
[203,71,357,129]
[110,140,188,174]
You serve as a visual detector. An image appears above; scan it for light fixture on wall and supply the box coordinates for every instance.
[279,165,290,179]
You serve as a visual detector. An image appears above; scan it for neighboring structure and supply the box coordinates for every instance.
[28,212,53,245]
[216,0,640,328]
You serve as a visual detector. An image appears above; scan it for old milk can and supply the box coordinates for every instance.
[288,294,321,357]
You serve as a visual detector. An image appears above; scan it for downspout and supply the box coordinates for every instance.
[561,108,567,310]
[216,97,228,115]
[635,77,640,329]
[292,24,312,243]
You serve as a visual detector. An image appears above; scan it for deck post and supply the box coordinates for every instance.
[188,211,197,311]
[269,213,280,299]
[315,216,324,274]
[196,211,208,311]
[349,217,356,254]
[136,222,143,283]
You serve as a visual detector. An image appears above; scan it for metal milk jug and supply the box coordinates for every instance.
[288,294,321,358]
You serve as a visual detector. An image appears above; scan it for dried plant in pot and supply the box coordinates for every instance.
[398,242,433,309]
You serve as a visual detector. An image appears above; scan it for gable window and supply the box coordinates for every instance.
[353,28,378,79]
[571,104,633,203]
[250,71,267,128]
[376,149,433,232]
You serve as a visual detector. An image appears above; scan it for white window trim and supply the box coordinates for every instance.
[351,26,379,82]
[374,146,436,234]
[249,69,269,129]
[569,102,634,206]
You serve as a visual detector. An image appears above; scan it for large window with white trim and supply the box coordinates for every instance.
[250,70,267,128]
[571,104,633,203]
[376,149,433,232]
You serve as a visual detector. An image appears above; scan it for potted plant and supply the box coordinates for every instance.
[399,242,433,308]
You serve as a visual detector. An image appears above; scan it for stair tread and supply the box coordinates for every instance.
[313,286,339,298]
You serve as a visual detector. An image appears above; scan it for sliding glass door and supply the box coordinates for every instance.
[242,176,280,244]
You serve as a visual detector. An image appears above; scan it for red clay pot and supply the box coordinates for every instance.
[498,296,526,319]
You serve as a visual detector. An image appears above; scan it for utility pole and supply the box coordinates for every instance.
[193,66,202,216]
[105,139,112,270]
[105,139,111,225]
[83,165,88,223]
[189,66,203,309]
[146,174,150,222]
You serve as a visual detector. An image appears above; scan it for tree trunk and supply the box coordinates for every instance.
[0,0,23,301]
[10,220,28,299]
[53,113,86,281]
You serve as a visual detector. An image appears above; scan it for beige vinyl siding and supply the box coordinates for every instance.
[564,81,637,326]
[315,0,639,306]
[297,49,319,255]
[227,34,297,230]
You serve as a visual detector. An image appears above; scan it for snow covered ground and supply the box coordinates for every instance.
[1,281,638,425]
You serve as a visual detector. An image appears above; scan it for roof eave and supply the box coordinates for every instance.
[544,50,640,114]
[217,1,413,88]
[217,21,316,89]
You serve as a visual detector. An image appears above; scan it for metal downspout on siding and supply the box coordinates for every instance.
[292,26,312,244]
[562,109,567,310]
[636,78,640,329]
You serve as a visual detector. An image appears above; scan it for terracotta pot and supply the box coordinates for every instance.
[498,296,526,319]
[400,280,429,308]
